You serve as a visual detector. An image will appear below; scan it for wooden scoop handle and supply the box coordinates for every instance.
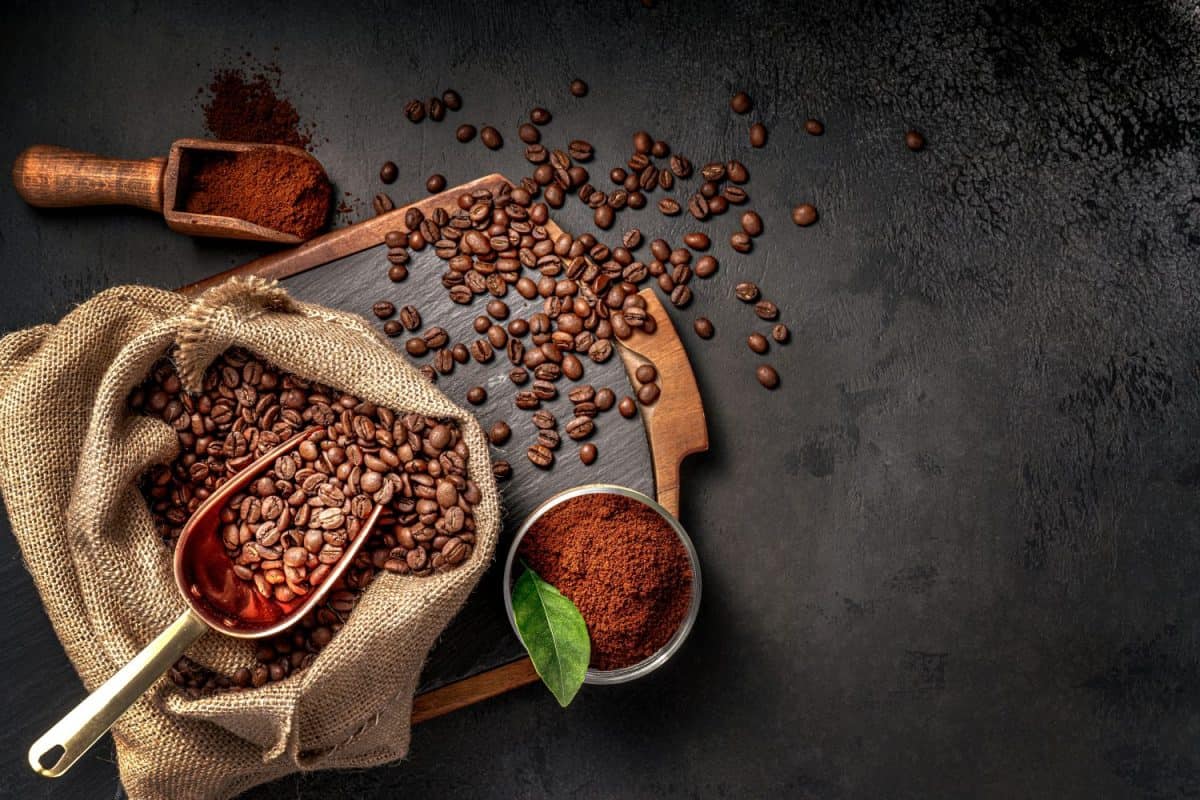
[12,145,165,212]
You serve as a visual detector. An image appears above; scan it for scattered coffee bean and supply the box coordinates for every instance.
[536,429,561,450]
[791,203,818,226]
[748,333,769,354]
[428,96,446,121]
[568,139,593,161]
[693,317,714,338]
[405,338,428,357]
[527,444,554,468]
[470,339,495,363]
[486,299,509,320]
[565,416,594,440]
[772,324,790,343]
[493,460,512,480]
[755,300,780,321]
[373,193,394,215]
[372,301,395,319]
[595,387,616,411]
[452,343,470,364]
[756,364,780,389]
[730,231,753,253]
[579,443,598,465]
[687,194,709,220]
[669,154,692,178]
[570,79,588,97]
[623,229,643,249]
[735,282,760,302]
[805,118,824,135]
[480,126,503,149]
[466,386,487,405]
[489,421,511,445]
[683,232,710,250]
[383,320,402,337]
[731,91,752,114]
[694,255,718,278]
[658,197,681,216]
[530,107,551,125]
[635,364,658,383]
[518,123,540,144]
[388,265,408,282]
[741,211,763,236]
[379,161,398,184]
[456,124,477,142]
[618,395,637,418]
[426,174,446,193]
[442,89,462,110]
[749,122,767,147]
[399,305,421,331]
[594,205,615,229]
[726,159,749,183]
[905,130,925,151]
[670,285,692,307]
[637,382,660,405]
[404,99,425,123]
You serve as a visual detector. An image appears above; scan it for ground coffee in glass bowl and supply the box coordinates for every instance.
[503,485,701,682]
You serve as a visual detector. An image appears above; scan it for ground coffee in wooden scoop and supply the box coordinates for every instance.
[181,149,331,238]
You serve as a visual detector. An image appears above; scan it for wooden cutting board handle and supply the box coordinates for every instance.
[12,145,165,212]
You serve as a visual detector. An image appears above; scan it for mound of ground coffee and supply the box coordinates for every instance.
[181,149,331,239]
[202,65,313,150]
[519,492,693,670]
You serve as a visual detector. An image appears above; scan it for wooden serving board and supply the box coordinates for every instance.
[181,174,708,720]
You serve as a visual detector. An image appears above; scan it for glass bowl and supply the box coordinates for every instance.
[502,483,702,684]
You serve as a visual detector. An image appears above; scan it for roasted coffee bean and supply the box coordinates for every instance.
[507,337,525,365]
[669,154,692,178]
[466,386,487,405]
[433,348,455,374]
[561,352,583,380]
[406,338,429,357]
[723,185,748,205]
[384,230,405,248]
[480,126,503,149]
[425,97,444,121]
[701,162,726,182]
[474,315,491,334]
[383,320,402,337]
[532,379,557,400]
[452,343,470,364]
[905,130,926,151]
[741,211,763,236]
[594,205,614,229]
[748,332,769,354]
[404,207,424,230]
[708,195,728,215]
[373,193,394,215]
[426,174,446,193]
[588,339,613,363]
[687,194,709,220]
[470,339,495,363]
[634,364,657,383]
[594,387,615,411]
[565,416,594,440]
[489,421,512,444]
[804,118,824,135]
[379,161,398,184]
[518,122,540,144]
[570,78,588,97]
[792,203,818,226]
[755,300,780,320]
[507,318,529,337]
[525,143,548,163]
[510,368,529,386]
[442,89,462,110]
[618,395,637,418]
[545,184,565,207]
[726,159,749,183]
[386,246,410,265]
[534,362,562,382]
[486,299,510,320]
[632,130,653,154]
[749,122,767,147]
[623,229,643,249]
[670,285,692,307]
[735,282,760,302]
[527,444,554,468]
[456,124,477,142]
[493,460,512,480]
[658,169,674,190]
[772,324,790,343]
[568,385,596,404]
[658,197,681,216]
[515,390,540,409]
[487,325,508,348]
[536,428,561,450]
[694,255,718,278]
[388,264,409,282]
[651,139,670,158]
[532,409,557,429]
[568,140,593,161]
[693,317,715,339]
[730,231,753,253]
[683,232,710,250]
[530,107,552,125]
[449,285,473,304]
[579,443,598,465]
[637,382,660,405]
[404,99,425,122]
[372,301,396,319]
[423,326,449,349]
[756,364,780,389]
[730,91,752,113]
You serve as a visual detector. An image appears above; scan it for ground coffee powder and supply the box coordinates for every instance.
[202,65,313,150]
[520,492,693,670]
[182,149,332,239]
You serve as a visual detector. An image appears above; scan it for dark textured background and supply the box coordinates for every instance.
[3,0,1200,797]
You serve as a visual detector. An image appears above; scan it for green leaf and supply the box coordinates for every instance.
[511,565,591,707]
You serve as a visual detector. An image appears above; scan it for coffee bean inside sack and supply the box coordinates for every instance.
[131,348,481,694]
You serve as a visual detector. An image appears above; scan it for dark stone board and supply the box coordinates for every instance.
[1,0,1199,798]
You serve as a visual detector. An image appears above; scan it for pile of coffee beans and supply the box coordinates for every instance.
[132,349,481,693]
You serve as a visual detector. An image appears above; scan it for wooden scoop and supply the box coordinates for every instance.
[11,139,326,244]
[28,427,381,778]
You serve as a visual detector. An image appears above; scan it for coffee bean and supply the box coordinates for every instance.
[525,144,548,164]
[693,317,715,339]
[651,139,669,158]
[708,195,729,215]
[373,193,394,215]
[594,205,615,229]
[618,395,637,418]
[772,324,790,343]
[755,300,779,320]
[731,91,752,113]
[466,386,487,405]
[658,197,681,216]
[384,230,405,248]
[741,211,763,236]
[637,382,660,405]
[723,185,748,205]
[579,443,598,465]
[487,326,507,349]
[805,118,824,136]
[537,428,561,449]
[687,194,709,220]
[532,379,557,400]
[669,154,692,178]
[527,444,554,468]
[493,460,512,480]
[423,327,449,349]
[484,299,509,320]
[566,416,594,440]
[595,387,616,411]
[518,123,540,144]
[748,333,769,354]
[730,231,753,253]
[473,315,491,335]
[508,318,529,337]
[632,130,653,154]
[433,348,455,375]
[735,282,760,302]
[532,410,557,430]
[405,338,428,357]
[623,229,643,249]
[426,174,446,193]
[480,126,503,149]
[383,320,402,337]
[489,421,511,444]
[404,207,424,230]
[398,305,421,331]
[428,96,446,121]
[470,339,495,363]
[683,232,710,250]
[449,285,473,304]
[456,124,476,142]
[695,255,718,278]
[515,390,539,409]
[588,339,613,363]
[404,99,425,123]
[442,89,462,110]
[635,364,657,383]
[388,264,408,282]
[372,301,395,319]
[756,364,780,389]
[905,130,925,151]
[749,122,767,147]
[670,285,692,307]
[791,203,818,226]
[726,159,749,183]
[530,107,552,125]
[570,78,588,97]
[568,140,593,161]
[379,161,398,184]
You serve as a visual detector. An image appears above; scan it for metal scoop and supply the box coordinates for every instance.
[29,427,381,777]
[11,138,328,244]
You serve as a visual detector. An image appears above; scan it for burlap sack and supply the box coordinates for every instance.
[0,277,500,800]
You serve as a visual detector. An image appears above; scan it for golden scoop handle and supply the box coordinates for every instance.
[28,610,209,777]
